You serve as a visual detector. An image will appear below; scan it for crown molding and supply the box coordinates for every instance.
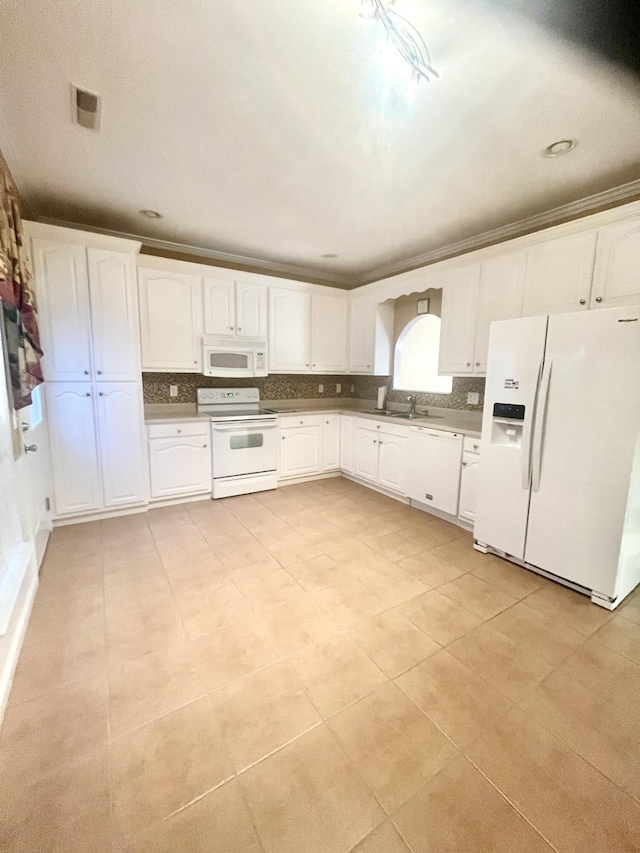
[34,217,353,288]
[354,177,640,285]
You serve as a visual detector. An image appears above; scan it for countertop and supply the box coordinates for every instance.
[145,399,483,438]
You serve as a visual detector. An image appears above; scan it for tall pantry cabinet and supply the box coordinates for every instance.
[26,222,148,520]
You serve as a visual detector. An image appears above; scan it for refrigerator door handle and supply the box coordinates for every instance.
[531,360,553,493]
[522,359,544,490]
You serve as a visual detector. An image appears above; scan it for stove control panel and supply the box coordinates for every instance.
[197,388,260,405]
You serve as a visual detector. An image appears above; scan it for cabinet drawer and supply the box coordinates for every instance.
[355,417,409,438]
[280,415,323,429]
[148,421,210,439]
[463,436,481,455]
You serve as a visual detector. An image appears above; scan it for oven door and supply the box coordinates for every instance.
[212,420,279,478]
[203,347,255,378]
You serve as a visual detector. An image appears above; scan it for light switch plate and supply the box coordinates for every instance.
[169,385,178,398]
[318,384,324,393]
[467,392,480,405]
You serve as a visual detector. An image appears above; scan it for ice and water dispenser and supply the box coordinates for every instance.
[491,403,526,448]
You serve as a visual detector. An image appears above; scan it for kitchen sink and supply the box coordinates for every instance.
[364,411,444,420]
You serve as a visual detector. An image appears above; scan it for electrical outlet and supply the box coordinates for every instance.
[467,391,480,405]
[350,385,355,393]
[318,384,324,393]
[169,385,178,398]
[336,383,341,394]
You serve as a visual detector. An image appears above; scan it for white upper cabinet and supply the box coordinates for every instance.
[269,288,311,372]
[236,281,267,339]
[522,230,597,317]
[87,249,140,382]
[349,295,375,373]
[203,278,267,339]
[203,277,235,335]
[311,293,348,373]
[591,219,640,309]
[139,268,203,372]
[439,265,481,375]
[473,251,527,374]
[96,383,147,508]
[32,239,93,382]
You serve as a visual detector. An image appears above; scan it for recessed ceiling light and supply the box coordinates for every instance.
[542,139,578,158]
[321,253,339,259]
[140,209,163,219]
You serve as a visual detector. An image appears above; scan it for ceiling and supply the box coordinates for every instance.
[2,0,640,287]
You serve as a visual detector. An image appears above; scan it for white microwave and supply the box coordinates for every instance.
[202,337,268,377]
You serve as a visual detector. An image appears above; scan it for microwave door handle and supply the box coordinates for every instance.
[521,359,543,490]
[530,360,552,493]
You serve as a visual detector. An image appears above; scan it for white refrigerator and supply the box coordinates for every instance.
[474,304,640,609]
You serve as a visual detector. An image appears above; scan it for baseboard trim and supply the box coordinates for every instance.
[0,558,38,728]
[278,471,342,487]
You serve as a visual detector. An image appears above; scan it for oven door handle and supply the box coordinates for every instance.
[212,420,278,431]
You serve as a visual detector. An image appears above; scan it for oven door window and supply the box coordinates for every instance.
[208,352,251,370]
[230,434,264,450]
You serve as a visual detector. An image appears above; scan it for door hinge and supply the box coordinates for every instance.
[45,497,51,512]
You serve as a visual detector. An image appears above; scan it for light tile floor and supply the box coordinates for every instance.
[2,476,640,852]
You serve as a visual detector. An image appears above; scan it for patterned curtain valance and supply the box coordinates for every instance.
[0,165,43,410]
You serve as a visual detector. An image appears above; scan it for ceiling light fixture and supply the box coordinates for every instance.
[139,209,163,219]
[360,0,438,86]
[542,139,578,158]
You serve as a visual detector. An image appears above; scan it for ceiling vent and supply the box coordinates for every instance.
[71,85,101,130]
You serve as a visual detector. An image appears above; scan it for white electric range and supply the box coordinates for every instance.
[197,388,279,499]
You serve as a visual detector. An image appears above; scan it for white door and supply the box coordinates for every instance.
[349,296,375,373]
[522,230,597,316]
[96,384,147,508]
[354,427,379,483]
[591,219,640,309]
[203,277,235,336]
[340,415,354,472]
[149,437,212,498]
[322,415,341,471]
[236,282,267,339]
[311,294,348,372]
[138,268,203,371]
[280,426,321,478]
[88,249,139,382]
[269,289,311,372]
[377,433,407,494]
[16,386,52,566]
[32,239,93,382]
[525,306,640,598]
[458,451,480,525]
[46,383,102,516]
[474,252,526,374]
[439,265,481,375]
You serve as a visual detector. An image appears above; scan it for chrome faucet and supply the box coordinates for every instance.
[407,394,417,415]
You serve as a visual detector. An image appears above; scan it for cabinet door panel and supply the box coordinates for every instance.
[591,219,640,309]
[522,231,597,316]
[439,265,481,375]
[236,282,267,339]
[149,437,211,498]
[203,277,235,335]
[349,296,375,373]
[377,434,406,494]
[88,249,139,381]
[322,415,341,471]
[458,452,480,525]
[139,269,203,371]
[46,383,102,516]
[340,416,354,473]
[312,294,348,372]
[32,240,92,382]
[474,252,526,374]
[354,427,378,482]
[280,427,321,478]
[96,384,147,508]
[269,289,311,372]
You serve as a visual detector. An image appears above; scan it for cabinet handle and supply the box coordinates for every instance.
[595,296,603,303]
[579,299,586,305]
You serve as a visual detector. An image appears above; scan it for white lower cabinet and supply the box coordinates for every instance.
[354,422,408,494]
[148,423,211,499]
[458,437,481,526]
[354,427,379,483]
[340,416,354,473]
[377,433,407,493]
[96,384,148,508]
[279,417,322,479]
[322,415,341,471]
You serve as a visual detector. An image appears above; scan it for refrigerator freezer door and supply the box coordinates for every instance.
[524,305,640,597]
[474,315,548,559]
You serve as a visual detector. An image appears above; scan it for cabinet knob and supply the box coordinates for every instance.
[99,392,104,396]
[230,326,234,330]
[24,444,38,453]
[595,296,603,303]
[84,370,90,375]
[466,362,471,367]
[462,461,467,467]
[475,362,480,367]
[238,327,242,331]
[473,444,479,450]
[367,365,370,368]
[97,370,103,375]
[579,299,586,305]
[282,436,286,441]
[177,429,182,433]
[203,444,208,448]
[193,360,198,364]
[85,392,91,397]
[299,421,303,425]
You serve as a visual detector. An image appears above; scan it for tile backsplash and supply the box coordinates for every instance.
[143,373,485,410]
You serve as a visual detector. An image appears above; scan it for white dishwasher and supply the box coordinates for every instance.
[407,427,464,516]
